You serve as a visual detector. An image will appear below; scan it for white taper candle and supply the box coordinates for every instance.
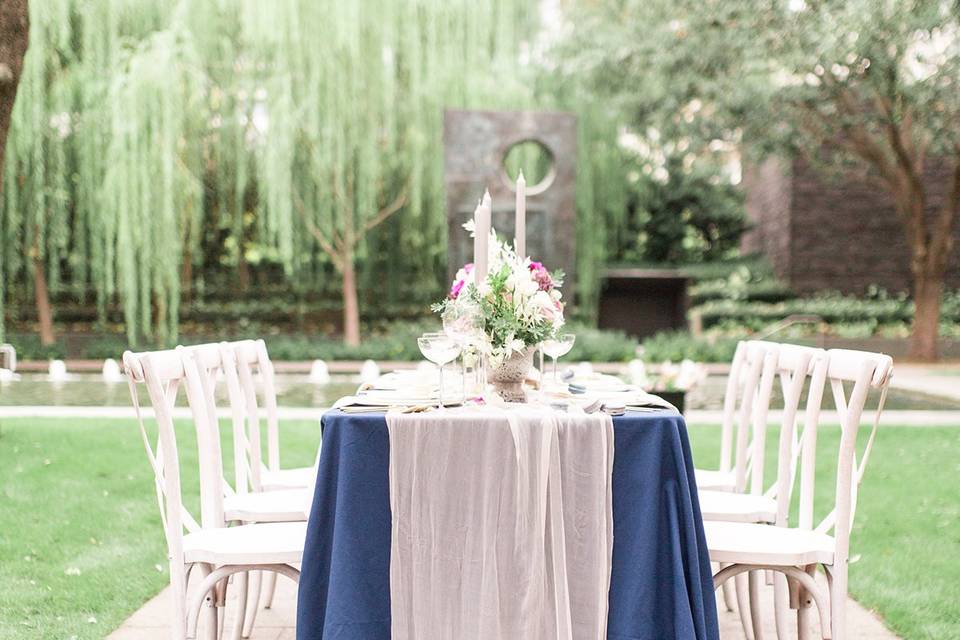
[515,171,526,259]
[474,191,491,284]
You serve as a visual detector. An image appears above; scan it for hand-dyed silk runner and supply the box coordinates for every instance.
[385,407,614,640]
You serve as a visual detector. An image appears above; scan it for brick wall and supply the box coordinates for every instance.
[742,156,960,294]
[741,157,793,281]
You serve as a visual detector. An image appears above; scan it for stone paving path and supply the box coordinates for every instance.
[891,364,960,402]
[109,573,900,639]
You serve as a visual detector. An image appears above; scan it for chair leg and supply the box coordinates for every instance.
[828,564,846,640]
[748,571,765,640]
[216,578,228,640]
[230,572,248,640]
[241,570,262,638]
[171,561,189,640]
[262,571,278,609]
[195,564,219,640]
[736,572,756,640]
[719,563,736,612]
[773,572,790,640]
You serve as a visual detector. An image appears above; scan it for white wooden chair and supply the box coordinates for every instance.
[690,341,773,620]
[236,339,318,492]
[695,341,773,492]
[123,347,305,640]
[178,341,313,522]
[698,342,828,640]
[699,342,830,524]
[706,348,893,640]
[177,340,321,636]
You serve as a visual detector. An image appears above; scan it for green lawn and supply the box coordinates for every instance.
[687,423,960,640]
[0,417,319,639]
[0,417,957,638]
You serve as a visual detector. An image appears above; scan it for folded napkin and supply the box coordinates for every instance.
[562,373,678,413]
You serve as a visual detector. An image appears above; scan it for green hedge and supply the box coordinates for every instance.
[639,331,740,363]
[4,322,641,363]
[692,293,925,331]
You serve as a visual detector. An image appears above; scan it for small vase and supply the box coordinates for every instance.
[488,347,535,403]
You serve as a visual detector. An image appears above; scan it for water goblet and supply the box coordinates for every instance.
[542,333,576,385]
[417,332,462,408]
[442,299,484,400]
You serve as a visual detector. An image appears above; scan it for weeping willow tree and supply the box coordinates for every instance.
[1,0,626,346]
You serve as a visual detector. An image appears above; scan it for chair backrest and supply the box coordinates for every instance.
[719,341,778,492]
[123,347,203,572]
[746,342,830,522]
[232,339,283,481]
[172,338,282,497]
[779,349,892,559]
[821,350,892,557]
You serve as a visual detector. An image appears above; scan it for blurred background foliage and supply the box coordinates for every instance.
[0,0,746,348]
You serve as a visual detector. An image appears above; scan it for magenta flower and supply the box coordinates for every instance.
[450,279,466,299]
[531,265,554,291]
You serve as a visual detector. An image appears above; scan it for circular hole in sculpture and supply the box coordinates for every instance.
[502,139,556,194]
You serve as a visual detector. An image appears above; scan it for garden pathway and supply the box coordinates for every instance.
[108,573,901,639]
[891,364,960,402]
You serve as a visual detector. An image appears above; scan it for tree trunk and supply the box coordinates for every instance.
[0,0,29,179]
[341,251,360,347]
[32,255,54,346]
[180,243,193,304]
[237,245,250,291]
[909,268,942,361]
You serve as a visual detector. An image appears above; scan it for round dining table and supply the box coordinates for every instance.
[296,407,720,640]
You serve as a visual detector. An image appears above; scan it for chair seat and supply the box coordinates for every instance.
[261,466,316,491]
[695,468,736,492]
[224,488,311,523]
[183,522,307,566]
[705,521,835,567]
[699,490,776,523]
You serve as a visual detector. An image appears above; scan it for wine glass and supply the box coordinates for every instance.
[542,333,576,385]
[442,299,484,398]
[417,332,462,408]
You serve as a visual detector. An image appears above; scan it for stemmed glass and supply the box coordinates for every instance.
[442,300,484,398]
[417,332,462,408]
[542,333,576,385]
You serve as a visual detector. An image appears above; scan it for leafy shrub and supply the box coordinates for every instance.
[691,292,926,331]
[639,330,740,363]
[565,325,639,362]
[608,158,748,265]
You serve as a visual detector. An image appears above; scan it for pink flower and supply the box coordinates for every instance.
[533,269,553,292]
[449,263,474,299]
[528,261,544,271]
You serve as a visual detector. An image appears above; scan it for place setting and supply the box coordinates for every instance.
[333,181,677,421]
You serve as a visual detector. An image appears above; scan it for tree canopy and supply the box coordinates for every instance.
[1,0,637,345]
[560,0,960,358]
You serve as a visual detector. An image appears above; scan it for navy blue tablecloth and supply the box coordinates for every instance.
[297,409,719,640]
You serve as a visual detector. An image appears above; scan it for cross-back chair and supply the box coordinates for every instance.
[700,342,827,524]
[234,339,318,492]
[706,348,892,640]
[123,347,305,640]
[695,341,777,493]
[699,342,828,640]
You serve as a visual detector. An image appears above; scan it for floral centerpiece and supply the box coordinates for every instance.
[433,227,565,400]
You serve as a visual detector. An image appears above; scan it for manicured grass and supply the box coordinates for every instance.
[0,417,956,638]
[688,423,960,639]
[0,417,319,639]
